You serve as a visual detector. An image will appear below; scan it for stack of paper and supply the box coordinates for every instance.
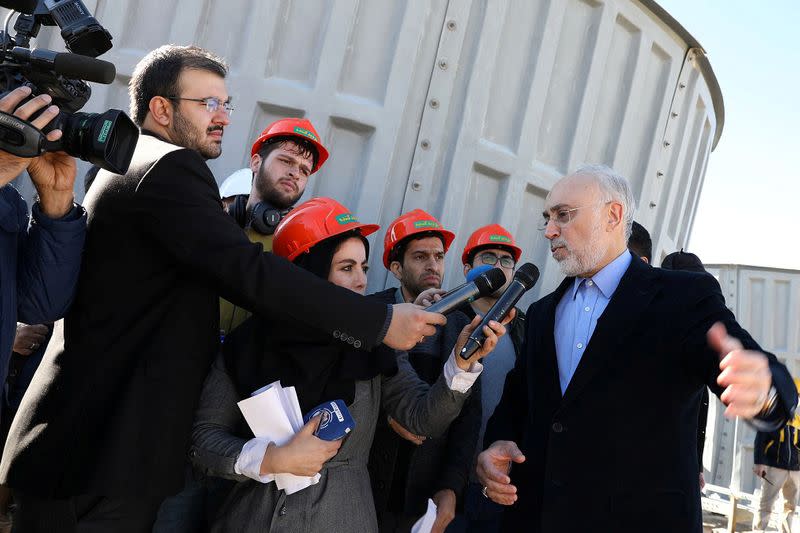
[237,381,321,494]
[411,498,438,533]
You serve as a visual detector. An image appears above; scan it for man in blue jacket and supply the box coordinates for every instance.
[0,86,86,426]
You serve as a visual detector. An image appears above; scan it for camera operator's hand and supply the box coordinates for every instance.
[0,86,76,218]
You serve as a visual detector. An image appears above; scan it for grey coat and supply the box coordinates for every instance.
[191,353,471,533]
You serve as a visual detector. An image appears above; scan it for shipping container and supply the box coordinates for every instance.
[7,0,724,302]
[704,264,800,495]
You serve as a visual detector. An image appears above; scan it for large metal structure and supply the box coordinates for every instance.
[8,0,723,306]
[704,264,800,495]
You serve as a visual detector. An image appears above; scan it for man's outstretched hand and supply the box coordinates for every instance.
[476,440,526,505]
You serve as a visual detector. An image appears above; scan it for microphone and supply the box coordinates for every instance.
[459,263,539,360]
[436,264,492,302]
[10,47,116,84]
[465,264,493,283]
[426,267,506,315]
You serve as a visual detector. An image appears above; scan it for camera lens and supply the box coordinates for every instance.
[59,109,139,174]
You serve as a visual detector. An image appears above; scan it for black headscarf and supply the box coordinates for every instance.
[223,231,398,414]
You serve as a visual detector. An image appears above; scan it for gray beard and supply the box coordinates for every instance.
[552,232,606,277]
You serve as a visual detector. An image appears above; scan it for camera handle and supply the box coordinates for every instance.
[0,109,55,158]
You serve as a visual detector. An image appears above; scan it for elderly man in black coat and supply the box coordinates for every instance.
[477,164,797,533]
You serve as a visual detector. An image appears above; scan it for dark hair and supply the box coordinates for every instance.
[258,137,318,172]
[129,45,228,126]
[661,250,706,273]
[466,244,516,266]
[387,232,445,266]
[294,231,370,280]
[628,221,652,263]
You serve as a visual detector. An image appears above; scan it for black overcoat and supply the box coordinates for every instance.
[0,133,389,498]
[485,254,797,533]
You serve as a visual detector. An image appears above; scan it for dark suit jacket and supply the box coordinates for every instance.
[485,254,797,533]
[0,132,389,498]
[368,287,477,517]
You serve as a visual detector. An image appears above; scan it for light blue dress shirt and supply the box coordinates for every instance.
[554,251,632,394]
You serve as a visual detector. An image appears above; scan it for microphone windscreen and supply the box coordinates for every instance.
[53,53,116,84]
[465,264,492,283]
[473,267,506,296]
[514,263,540,289]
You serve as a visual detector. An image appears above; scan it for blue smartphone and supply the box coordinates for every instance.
[303,400,355,441]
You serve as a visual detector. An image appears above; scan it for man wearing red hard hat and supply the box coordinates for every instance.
[220,118,330,337]
[370,209,477,533]
[381,209,455,302]
[449,223,527,533]
[225,117,328,237]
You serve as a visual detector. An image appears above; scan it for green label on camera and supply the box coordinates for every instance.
[97,120,113,143]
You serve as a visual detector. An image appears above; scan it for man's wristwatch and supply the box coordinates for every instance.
[759,385,779,417]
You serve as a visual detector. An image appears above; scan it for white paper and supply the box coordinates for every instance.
[237,381,321,494]
[282,386,304,432]
[410,498,438,533]
[275,472,322,494]
[237,382,295,445]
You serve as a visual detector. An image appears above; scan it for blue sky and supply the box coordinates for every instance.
[657,0,800,270]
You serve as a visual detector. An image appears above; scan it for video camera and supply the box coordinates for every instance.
[0,0,138,173]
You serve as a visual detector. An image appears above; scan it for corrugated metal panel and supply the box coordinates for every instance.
[5,0,721,301]
[407,0,720,308]
[704,264,800,494]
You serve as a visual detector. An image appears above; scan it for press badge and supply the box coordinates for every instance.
[303,400,355,441]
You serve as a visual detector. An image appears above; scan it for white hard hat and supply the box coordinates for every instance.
[219,168,252,199]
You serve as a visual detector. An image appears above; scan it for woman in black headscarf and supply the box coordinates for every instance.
[191,198,507,533]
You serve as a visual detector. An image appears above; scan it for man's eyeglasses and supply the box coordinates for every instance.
[477,252,515,269]
[167,96,234,116]
[537,201,609,231]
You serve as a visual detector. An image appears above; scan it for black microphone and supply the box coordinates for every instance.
[436,264,492,301]
[459,263,539,360]
[10,47,116,84]
[426,267,506,315]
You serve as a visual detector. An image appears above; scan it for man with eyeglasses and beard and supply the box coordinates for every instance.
[0,45,445,533]
[156,119,330,532]
[476,164,797,533]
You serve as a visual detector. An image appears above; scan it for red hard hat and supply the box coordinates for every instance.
[382,209,455,268]
[461,224,522,264]
[273,197,379,262]
[250,118,329,173]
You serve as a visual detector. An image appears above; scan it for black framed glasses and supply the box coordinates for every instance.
[167,96,234,116]
[477,252,515,268]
